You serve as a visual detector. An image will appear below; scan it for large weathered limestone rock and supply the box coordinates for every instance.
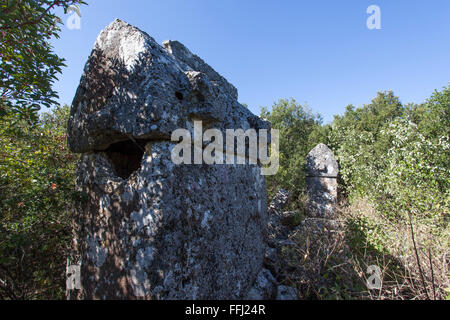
[305,144,339,218]
[67,19,269,299]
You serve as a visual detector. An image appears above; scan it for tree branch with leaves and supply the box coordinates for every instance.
[0,0,86,124]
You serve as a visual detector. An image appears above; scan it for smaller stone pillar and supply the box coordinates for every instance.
[305,144,339,218]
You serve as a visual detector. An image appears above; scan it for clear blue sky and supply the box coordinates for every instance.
[50,0,450,123]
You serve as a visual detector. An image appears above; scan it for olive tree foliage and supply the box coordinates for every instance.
[328,88,449,222]
[0,0,85,123]
[379,119,448,223]
[328,91,403,195]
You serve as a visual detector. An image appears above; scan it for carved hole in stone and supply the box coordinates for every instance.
[175,91,184,101]
[189,90,205,104]
[104,139,147,179]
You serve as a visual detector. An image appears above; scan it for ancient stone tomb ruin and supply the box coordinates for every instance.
[67,19,271,299]
[306,143,339,218]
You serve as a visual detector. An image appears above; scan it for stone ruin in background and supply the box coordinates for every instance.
[305,143,339,218]
[66,19,274,299]
[264,144,339,298]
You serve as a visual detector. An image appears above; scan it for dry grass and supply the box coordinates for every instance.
[282,197,450,300]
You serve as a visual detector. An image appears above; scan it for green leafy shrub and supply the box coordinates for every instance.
[326,87,449,299]
[0,105,80,299]
[0,0,86,123]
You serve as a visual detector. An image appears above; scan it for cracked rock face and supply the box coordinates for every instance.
[67,19,269,300]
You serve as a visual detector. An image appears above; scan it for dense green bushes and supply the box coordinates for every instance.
[328,88,449,299]
[329,89,449,223]
[262,88,448,227]
[0,105,79,299]
[263,87,449,299]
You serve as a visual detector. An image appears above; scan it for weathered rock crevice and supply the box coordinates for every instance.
[103,139,147,179]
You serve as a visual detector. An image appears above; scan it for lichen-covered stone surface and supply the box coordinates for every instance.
[68,19,268,154]
[305,144,339,218]
[67,19,269,300]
